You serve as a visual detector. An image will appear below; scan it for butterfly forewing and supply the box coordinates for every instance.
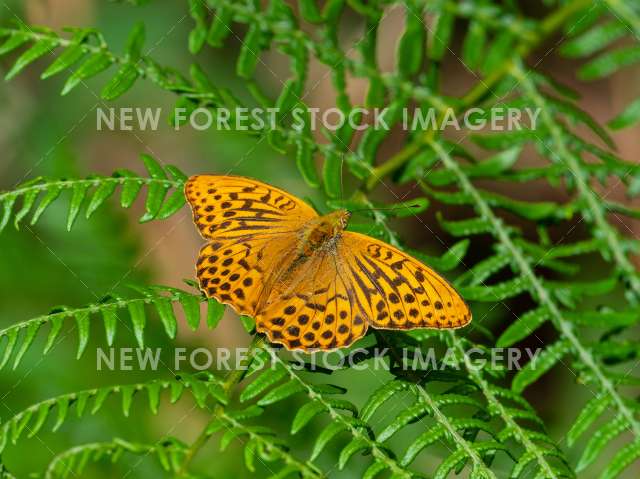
[338,232,472,330]
[185,175,317,240]
[185,175,316,316]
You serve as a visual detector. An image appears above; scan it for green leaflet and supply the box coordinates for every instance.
[410,239,470,272]
[240,367,287,402]
[0,31,30,55]
[460,276,530,302]
[428,10,454,62]
[462,20,486,71]
[600,441,640,479]
[579,46,640,80]
[236,24,263,79]
[295,137,320,187]
[12,322,39,369]
[482,31,513,75]
[206,299,225,329]
[567,393,611,447]
[291,401,326,434]
[400,424,446,466]
[257,380,304,406]
[61,52,114,95]
[67,183,90,231]
[101,63,139,100]
[560,21,628,58]
[397,2,425,76]
[85,180,117,218]
[609,97,640,130]
[5,39,57,80]
[126,21,145,60]
[31,184,62,225]
[140,154,170,222]
[153,298,177,339]
[41,43,86,79]
[497,308,549,347]
[338,437,369,469]
[12,189,38,229]
[577,416,629,472]
[322,150,342,198]
[512,339,571,393]
[311,422,347,460]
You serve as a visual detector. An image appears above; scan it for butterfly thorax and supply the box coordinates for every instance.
[300,209,351,256]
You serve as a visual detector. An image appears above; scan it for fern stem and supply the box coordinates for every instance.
[511,63,640,302]
[364,0,593,191]
[425,139,640,443]
[266,348,414,478]
[446,332,562,479]
[176,334,265,477]
[44,439,186,479]
[0,291,194,339]
[0,177,182,203]
[414,384,498,479]
[218,410,323,478]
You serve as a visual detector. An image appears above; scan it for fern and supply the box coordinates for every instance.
[0,373,227,453]
[0,283,221,369]
[2,0,640,477]
[44,438,190,479]
[0,155,185,232]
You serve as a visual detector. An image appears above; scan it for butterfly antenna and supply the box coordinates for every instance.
[351,203,424,214]
[339,153,345,201]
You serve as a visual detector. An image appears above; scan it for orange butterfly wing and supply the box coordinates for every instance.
[255,231,471,351]
[255,249,368,350]
[185,175,317,316]
[338,232,472,330]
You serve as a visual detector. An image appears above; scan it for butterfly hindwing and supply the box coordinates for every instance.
[196,235,296,316]
[256,251,368,350]
[339,232,472,330]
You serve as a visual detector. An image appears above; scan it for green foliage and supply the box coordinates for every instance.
[0,155,185,232]
[1,0,640,477]
[0,283,221,370]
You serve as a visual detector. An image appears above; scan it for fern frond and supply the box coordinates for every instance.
[212,407,323,478]
[512,64,640,299]
[0,155,186,233]
[424,138,640,474]
[0,22,165,100]
[43,437,190,479]
[0,284,222,370]
[445,333,571,479]
[246,348,416,478]
[0,373,226,454]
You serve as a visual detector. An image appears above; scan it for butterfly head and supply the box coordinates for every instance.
[328,209,351,234]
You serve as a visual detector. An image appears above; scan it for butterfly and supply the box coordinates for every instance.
[185,175,471,351]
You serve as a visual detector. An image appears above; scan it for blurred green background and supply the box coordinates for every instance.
[0,1,637,477]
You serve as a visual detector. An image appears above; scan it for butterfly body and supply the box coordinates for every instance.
[186,175,471,351]
[300,209,350,256]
